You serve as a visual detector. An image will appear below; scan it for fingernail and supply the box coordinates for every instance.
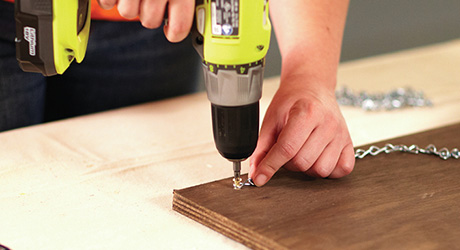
[254,174,268,187]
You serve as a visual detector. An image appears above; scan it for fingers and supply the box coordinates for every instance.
[251,101,315,186]
[98,0,143,19]
[304,139,342,178]
[283,122,332,172]
[164,0,195,42]
[328,143,355,178]
[249,112,279,178]
[139,0,168,29]
[98,0,117,10]
[112,0,194,42]
[251,94,355,186]
[118,0,141,19]
[290,123,354,179]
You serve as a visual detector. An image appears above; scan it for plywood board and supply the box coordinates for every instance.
[173,123,460,250]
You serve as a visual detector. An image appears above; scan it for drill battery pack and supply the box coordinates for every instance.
[15,0,91,76]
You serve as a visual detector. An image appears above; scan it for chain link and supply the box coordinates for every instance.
[355,144,460,160]
[336,86,433,111]
[238,145,458,189]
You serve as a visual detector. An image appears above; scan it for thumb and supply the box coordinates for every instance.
[249,116,278,179]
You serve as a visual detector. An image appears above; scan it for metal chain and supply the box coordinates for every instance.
[336,86,433,111]
[355,144,460,160]
[235,144,458,189]
[237,144,458,189]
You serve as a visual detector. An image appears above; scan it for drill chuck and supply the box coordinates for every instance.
[211,102,259,160]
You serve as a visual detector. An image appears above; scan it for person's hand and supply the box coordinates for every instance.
[249,75,355,186]
[97,0,195,42]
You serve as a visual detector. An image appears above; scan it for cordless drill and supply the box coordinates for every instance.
[15,0,271,189]
[192,0,271,189]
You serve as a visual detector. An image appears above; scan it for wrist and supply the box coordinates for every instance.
[279,44,341,89]
[279,62,338,93]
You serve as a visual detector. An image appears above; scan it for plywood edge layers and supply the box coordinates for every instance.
[173,190,286,250]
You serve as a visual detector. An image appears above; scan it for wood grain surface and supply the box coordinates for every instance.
[173,123,460,250]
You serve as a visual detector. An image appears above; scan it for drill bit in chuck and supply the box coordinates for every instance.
[233,161,243,190]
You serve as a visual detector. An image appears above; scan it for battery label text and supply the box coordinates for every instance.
[24,26,37,56]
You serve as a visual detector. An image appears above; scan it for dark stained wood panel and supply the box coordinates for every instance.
[173,123,460,250]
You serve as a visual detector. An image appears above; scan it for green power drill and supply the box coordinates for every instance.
[15,0,271,188]
[192,0,271,188]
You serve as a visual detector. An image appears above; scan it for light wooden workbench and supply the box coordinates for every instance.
[1,40,459,250]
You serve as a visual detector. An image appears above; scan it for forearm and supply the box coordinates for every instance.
[270,0,349,90]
